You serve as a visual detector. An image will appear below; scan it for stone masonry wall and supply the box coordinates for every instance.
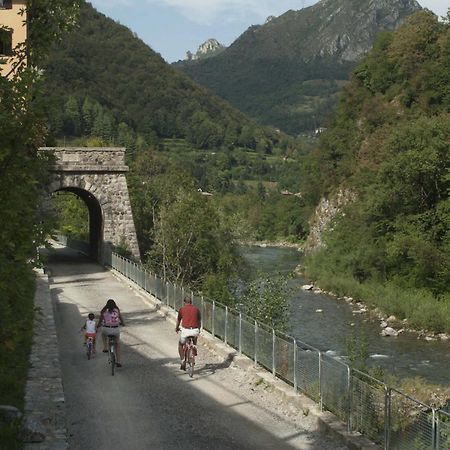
[22,270,68,450]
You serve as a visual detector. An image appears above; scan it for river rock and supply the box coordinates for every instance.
[387,315,397,323]
[0,405,22,422]
[302,284,314,291]
[438,333,449,341]
[315,309,323,313]
[380,321,388,329]
[19,416,46,443]
[381,327,399,337]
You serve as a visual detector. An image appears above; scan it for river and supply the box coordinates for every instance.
[241,245,450,386]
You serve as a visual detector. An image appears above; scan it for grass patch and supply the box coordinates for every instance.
[0,269,36,450]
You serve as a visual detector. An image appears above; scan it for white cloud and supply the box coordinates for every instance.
[147,0,309,25]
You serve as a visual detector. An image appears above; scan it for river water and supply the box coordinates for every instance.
[241,245,450,386]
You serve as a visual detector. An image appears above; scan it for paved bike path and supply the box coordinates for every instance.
[47,246,343,450]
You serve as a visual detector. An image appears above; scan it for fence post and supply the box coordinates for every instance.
[319,350,323,411]
[212,301,215,337]
[293,338,297,392]
[254,320,258,367]
[224,306,228,345]
[347,365,352,433]
[272,328,276,377]
[436,411,440,450]
[239,312,242,355]
[432,409,436,450]
[201,296,204,332]
[384,387,391,450]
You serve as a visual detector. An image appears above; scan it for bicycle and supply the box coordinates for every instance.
[86,336,95,360]
[107,334,117,376]
[183,336,197,378]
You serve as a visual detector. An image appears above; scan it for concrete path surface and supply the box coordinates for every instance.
[45,245,347,450]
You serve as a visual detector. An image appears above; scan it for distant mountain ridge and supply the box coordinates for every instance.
[177,0,422,134]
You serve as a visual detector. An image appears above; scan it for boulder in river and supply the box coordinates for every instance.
[302,284,314,291]
[381,327,399,337]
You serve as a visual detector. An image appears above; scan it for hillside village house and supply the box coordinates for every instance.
[0,0,27,77]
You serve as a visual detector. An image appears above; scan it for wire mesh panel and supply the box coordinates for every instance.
[256,323,273,372]
[226,308,239,349]
[192,293,202,309]
[350,371,386,446]
[295,344,320,402]
[174,285,183,311]
[146,273,158,299]
[241,316,256,362]
[437,411,450,450]
[390,389,434,450]
[202,300,213,334]
[321,355,349,422]
[214,304,226,340]
[274,334,294,385]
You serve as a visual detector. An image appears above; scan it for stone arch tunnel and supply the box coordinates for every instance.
[40,147,140,263]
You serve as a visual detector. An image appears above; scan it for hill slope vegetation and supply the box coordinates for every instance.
[43,1,282,152]
[302,10,450,332]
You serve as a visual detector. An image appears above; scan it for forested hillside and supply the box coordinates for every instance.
[302,10,450,332]
[177,0,421,134]
[43,2,282,153]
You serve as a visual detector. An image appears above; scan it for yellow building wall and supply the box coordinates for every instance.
[0,0,27,76]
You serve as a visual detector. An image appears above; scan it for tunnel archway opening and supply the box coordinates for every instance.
[52,187,103,261]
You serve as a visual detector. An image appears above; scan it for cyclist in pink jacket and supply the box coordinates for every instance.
[97,299,125,367]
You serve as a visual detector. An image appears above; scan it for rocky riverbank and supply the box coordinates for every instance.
[298,280,450,342]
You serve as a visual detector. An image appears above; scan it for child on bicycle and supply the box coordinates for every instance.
[81,312,97,353]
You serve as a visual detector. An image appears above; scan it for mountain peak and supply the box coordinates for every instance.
[186,38,225,61]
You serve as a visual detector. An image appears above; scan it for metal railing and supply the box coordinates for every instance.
[111,252,450,450]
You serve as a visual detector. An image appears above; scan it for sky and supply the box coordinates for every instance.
[89,0,450,63]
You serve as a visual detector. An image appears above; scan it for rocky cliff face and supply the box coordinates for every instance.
[186,38,225,61]
[306,0,422,62]
[304,188,356,254]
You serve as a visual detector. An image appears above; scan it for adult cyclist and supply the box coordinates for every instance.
[175,296,201,370]
[97,299,125,367]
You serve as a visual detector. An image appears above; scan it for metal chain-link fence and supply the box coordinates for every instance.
[111,252,449,450]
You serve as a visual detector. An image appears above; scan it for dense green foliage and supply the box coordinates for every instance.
[177,0,419,134]
[0,2,81,446]
[43,2,284,153]
[303,10,450,332]
[127,150,243,300]
[239,273,292,330]
[52,193,89,239]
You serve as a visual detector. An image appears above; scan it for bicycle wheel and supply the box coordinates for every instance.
[188,346,195,378]
[110,346,115,376]
[86,340,92,360]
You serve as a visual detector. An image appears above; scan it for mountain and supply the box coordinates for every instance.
[42,2,281,152]
[176,0,422,135]
[186,38,225,61]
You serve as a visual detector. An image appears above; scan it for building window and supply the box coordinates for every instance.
[0,0,13,9]
[0,29,13,56]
